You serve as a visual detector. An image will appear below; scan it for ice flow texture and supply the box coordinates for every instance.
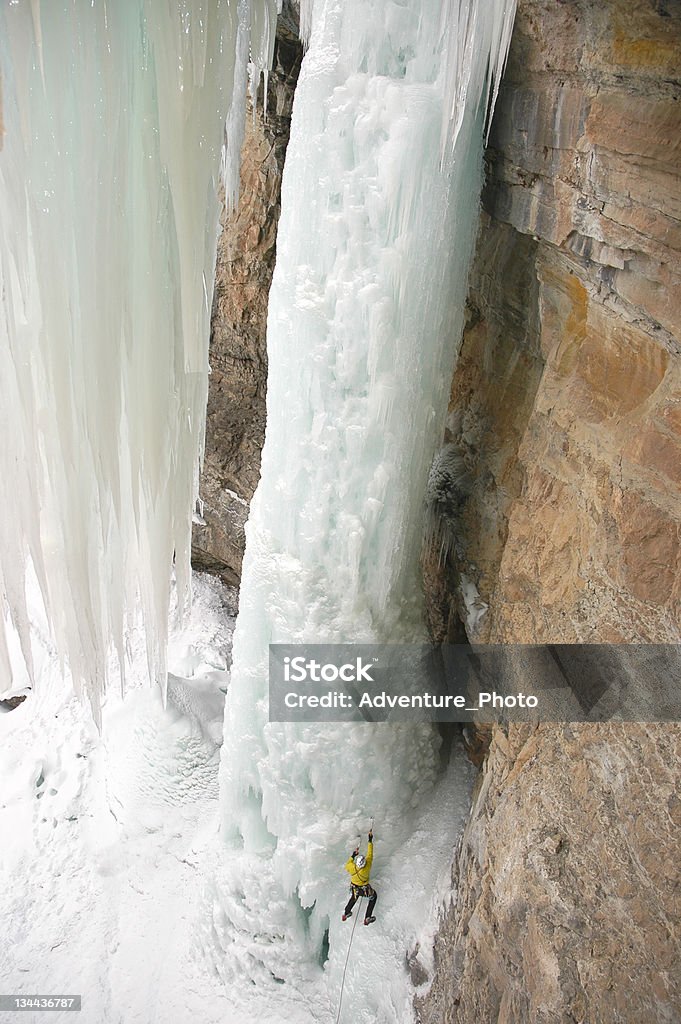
[217,0,516,996]
[0,0,280,718]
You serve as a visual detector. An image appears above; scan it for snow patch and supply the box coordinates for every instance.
[460,573,489,637]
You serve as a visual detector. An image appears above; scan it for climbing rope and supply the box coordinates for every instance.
[334,818,375,1024]
[334,896,363,1024]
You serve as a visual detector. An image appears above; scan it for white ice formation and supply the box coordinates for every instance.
[0,0,279,719]
[215,0,516,1005]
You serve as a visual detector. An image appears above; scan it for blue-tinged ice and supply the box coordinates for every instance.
[216,0,516,1017]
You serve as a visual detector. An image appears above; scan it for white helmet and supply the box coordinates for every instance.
[355,854,366,869]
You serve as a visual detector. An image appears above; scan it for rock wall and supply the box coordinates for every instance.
[427,0,681,645]
[418,723,681,1024]
[191,6,302,586]
[419,1,681,1021]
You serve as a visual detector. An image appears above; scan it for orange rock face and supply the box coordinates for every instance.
[426,0,681,647]
[489,249,680,642]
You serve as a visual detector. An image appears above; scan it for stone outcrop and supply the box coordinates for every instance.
[191,6,302,586]
[0,693,28,711]
[418,723,681,1024]
[418,1,681,1022]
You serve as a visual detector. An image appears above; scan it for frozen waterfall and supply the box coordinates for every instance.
[0,0,279,719]
[215,0,516,1016]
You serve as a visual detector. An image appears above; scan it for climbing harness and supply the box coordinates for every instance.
[351,883,374,900]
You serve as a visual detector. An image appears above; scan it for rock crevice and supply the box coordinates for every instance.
[192,10,302,586]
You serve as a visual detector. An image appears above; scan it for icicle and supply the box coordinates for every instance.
[0,0,276,719]
[439,0,517,155]
[299,0,315,49]
[484,0,517,143]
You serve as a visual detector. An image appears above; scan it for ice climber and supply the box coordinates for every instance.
[342,830,377,926]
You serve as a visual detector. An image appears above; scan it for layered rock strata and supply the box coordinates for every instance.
[426,0,681,644]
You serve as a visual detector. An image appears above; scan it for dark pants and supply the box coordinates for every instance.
[345,884,377,919]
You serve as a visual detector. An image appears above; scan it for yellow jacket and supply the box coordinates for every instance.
[345,841,373,886]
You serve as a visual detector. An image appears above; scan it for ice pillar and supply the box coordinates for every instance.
[217,0,516,994]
